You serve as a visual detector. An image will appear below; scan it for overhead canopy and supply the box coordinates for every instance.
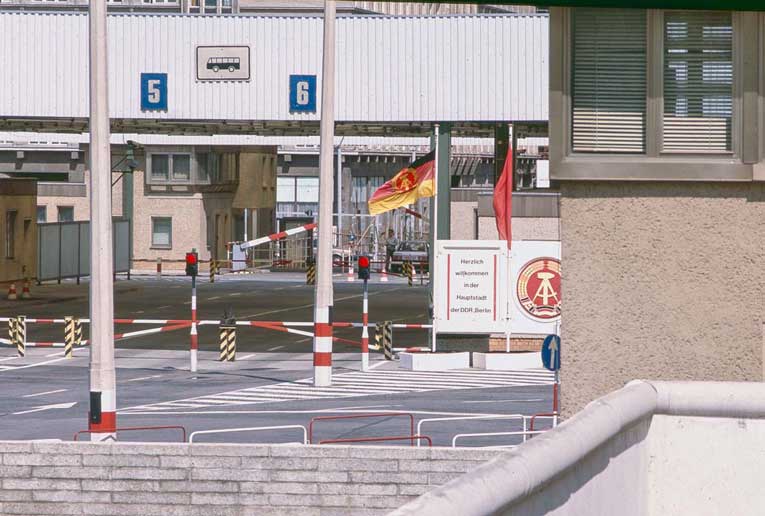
[395,0,763,10]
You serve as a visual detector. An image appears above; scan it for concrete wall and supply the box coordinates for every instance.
[559,182,765,414]
[392,381,765,516]
[0,441,495,516]
[0,179,37,283]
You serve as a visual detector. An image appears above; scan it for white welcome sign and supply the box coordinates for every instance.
[434,240,509,334]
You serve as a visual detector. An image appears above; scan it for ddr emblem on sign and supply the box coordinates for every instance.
[517,257,561,320]
[541,334,561,371]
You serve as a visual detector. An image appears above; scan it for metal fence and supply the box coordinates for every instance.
[37,219,131,283]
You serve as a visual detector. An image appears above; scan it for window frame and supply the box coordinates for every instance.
[57,206,74,223]
[150,216,173,250]
[550,7,756,181]
[147,151,194,185]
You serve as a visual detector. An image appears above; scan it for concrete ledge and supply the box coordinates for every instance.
[399,352,470,371]
[472,352,540,370]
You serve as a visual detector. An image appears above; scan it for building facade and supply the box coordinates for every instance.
[549,7,765,413]
[0,179,37,284]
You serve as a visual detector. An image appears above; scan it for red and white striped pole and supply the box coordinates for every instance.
[313,0,336,387]
[87,0,116,441]
[190,273,198,373]
[361,277,369,371]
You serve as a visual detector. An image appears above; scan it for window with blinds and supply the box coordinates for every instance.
[663,12,732,152]
[572,9,647,153]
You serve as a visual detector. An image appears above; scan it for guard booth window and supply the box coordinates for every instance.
[571,8,647,153]
[662,11,732,152]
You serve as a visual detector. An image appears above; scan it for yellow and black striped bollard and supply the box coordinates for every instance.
[406,262,413,287]
[219,325,236,362]
[306,263,316,285]
[15,316,25,358]
[210,260,217,283]
[74,318,83,348]
[8,317,17,354]
[382,321,393,360]
[64,316,75,358]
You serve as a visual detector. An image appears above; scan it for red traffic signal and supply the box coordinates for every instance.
[185,251,199,276]
[358,255,370,280]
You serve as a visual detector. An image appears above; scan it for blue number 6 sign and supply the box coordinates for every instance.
[289,75,316,113]
[141,73,168,111]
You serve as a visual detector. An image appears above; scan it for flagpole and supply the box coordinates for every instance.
[431,124,439,354]
[504,131,513,353]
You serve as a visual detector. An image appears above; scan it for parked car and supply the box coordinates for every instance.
[390,240,429,273]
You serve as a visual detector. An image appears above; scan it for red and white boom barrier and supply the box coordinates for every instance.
[239,223,317,250]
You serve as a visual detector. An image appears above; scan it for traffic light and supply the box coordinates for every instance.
[358,255,370,280]
[185,251,198,277]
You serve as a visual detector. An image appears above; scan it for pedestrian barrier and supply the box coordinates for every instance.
[73,425,187,442]
[415,414,529,448]
[319,435,433,447]
[189,425,308,444]
[528,412,559,433]
[308,412,415,445]
[219,324,236,361]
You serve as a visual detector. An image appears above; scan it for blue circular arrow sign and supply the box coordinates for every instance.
[541,334,561,372]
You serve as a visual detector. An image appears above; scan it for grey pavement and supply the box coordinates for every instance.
[0,347,554,447]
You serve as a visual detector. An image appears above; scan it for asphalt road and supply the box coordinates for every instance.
[0,273,431,353]
[0,272,556,448]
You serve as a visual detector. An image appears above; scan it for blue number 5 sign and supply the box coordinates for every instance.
[289,75,316,113]
[141,73,168,111]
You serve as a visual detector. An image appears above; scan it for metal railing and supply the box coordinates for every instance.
[189,425,308,444]
[308,412,415,445]
[73,425,187,442]
[320,435,432,447]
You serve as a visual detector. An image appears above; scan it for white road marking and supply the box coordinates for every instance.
[0,356,20,363]
[266,346,285,352]
[23,389,68,398]
[208,296,222,300]
[238,354,257,360]
[134,310,145,314]
[0,356,71,372]
[158,305,171,309]
[124,375,163,383]
[120,369,553,413]
[121,408,507,417]
[462,399,546,404]
[13,401,77,415]
[242,288,404,319]
[230,293,242,296]
[369,360,389,370]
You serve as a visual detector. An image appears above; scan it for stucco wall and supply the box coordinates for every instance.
[37,170,123,222]
[478,216,560,241]
[559,182,765,414]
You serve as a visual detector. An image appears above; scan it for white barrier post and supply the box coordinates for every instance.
[361,275,369,371]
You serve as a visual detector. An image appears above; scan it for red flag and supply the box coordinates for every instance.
[493,147,513,247]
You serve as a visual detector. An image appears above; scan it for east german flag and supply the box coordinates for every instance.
[368,150,436,216]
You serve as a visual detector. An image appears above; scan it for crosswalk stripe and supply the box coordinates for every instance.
[119,368,554,413]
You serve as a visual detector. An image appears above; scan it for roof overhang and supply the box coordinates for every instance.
[393,0,765,10]
[0,118,547,139]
